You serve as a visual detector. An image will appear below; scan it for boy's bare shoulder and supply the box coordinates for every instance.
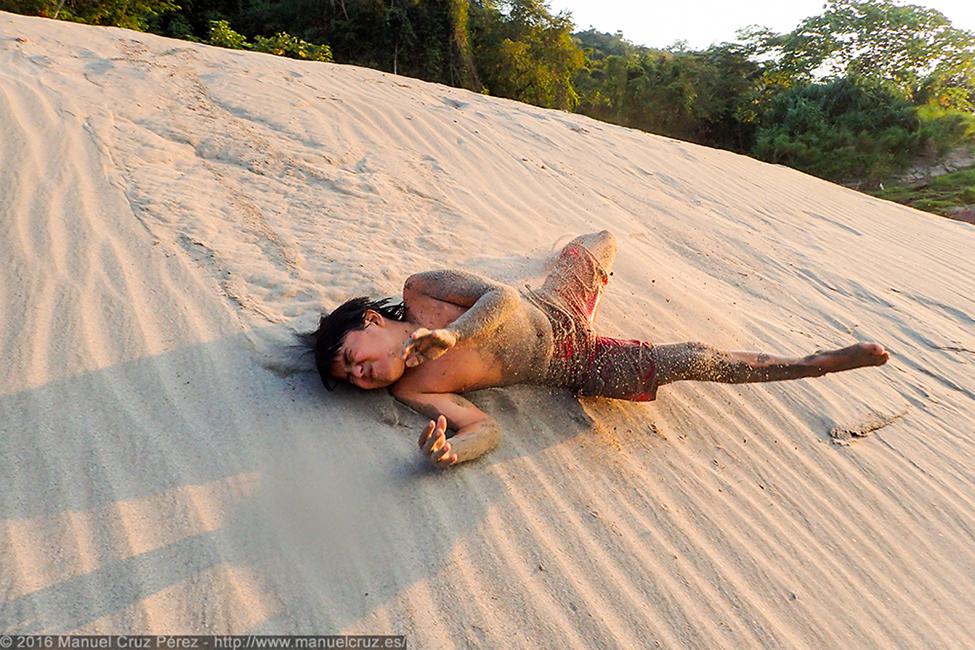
[388,374,427,397]
[388,351,471,395]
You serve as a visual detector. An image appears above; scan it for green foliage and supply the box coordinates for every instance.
[573,38,763,150]
[916,52,975,112]
[472,0,585,110]
[225,0,479,89]
[873,162,974,189]
[208,19,247,50]
[207,19,332,62]
[448,0,481,90]
[573,28,643,60]
[5,0,974,220]
[752,77,922,183]
[738,1,975,184]
[930,167,975,190]
[0,0,47,17]
[0,0,177,30]
[252,32,332,62]
[744,0,975,110]
[163,13,196,40]
[913,198,960,212]
[915,105,975,157]
[871,164,975,218]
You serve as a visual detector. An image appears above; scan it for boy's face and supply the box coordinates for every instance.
[329,311,406,390]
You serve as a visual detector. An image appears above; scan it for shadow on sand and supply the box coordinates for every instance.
[0,330,597,633]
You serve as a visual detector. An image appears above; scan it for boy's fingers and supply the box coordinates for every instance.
[423,430,445,455]
[435,450,457,467]
[419,416,449,454]
[433,449,453,466]
[431,432,446,454]
[402,329,429,356]
[418,420,435,447]
[433,442,451,462]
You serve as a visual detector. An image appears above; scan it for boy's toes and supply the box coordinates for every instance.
[862,342,889,365]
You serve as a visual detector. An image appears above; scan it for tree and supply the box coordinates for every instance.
[744,0,975,108]
[472,0,585,109]
[2,0,177,29]
[572,34,764,151]
[448,0,482,90]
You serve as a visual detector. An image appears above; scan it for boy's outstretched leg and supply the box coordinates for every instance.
[654,341,890,387]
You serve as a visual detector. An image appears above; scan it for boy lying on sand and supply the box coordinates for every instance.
[310,231,889,468]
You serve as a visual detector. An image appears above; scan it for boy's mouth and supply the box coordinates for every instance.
[368,361,382,381]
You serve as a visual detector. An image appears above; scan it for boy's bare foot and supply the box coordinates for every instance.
[805,342,889,375]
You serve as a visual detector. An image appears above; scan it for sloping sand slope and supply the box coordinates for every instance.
[2,11,974,647]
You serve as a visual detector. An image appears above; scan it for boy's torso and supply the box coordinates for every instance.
[392,289,556,394]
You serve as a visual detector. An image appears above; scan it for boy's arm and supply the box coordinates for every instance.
[402,270,520,365]
[391,389,502,468]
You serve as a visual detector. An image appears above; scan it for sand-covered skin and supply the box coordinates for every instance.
[2,11,974,647]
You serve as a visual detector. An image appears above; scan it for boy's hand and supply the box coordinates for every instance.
[418,415,458,469]
[402,328,458,368]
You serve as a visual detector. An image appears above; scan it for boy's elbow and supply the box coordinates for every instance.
[481,416,502,449]
[403,273,426,301]
[478,416,503,456]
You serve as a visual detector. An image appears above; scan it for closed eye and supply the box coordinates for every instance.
[343,349,353,383]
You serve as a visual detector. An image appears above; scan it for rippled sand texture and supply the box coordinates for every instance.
[2,12,974,648]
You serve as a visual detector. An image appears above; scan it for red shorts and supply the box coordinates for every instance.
[523,242,659,401]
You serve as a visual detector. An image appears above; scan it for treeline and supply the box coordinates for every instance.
[572,1,975,184]
[5,0,974,186]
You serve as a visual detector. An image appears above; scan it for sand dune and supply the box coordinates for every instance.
[2,11,974,647]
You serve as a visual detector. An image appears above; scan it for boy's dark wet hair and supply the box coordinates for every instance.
[310,296,406,390]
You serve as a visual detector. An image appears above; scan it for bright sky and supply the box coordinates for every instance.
[546,0,975,50]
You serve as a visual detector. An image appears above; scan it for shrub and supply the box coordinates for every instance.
[207,19,332,62]
[208,19,248,50]
[915,104,975,158]
[753,77,928,184]
[252,32,332,62]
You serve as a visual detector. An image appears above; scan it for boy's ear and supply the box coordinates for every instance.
[363,309,384,327]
